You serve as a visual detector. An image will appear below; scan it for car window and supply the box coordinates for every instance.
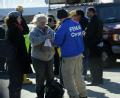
[97,5,120,23]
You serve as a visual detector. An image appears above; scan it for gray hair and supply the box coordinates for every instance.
[31,14,48,26]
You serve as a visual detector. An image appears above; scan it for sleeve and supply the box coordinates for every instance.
[54,24,66,47]
[85,18,103,47]
[92,19,103,45]
[29,31,46,47]
[7,28,20,48]
[0,27,5,39]
[48,27,55,42]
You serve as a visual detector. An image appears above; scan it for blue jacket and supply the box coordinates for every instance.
[54,18,84,57]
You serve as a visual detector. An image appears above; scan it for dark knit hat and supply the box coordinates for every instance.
[8,11,21,18]
[57,9,68,19]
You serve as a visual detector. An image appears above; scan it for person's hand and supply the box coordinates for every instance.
[82,31,86,36]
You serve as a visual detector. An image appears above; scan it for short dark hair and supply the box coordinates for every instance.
[87,7,96,13]
[76,9,85,17]
[5,16,18,28]
[48,17,54,23]
[48,15,55,20]
[57,9,68,19]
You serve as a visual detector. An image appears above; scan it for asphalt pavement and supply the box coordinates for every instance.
[0,67,120,98]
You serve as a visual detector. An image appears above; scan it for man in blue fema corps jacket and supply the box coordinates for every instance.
[54,9,87,98]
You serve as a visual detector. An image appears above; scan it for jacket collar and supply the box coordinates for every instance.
[62,18,71,23]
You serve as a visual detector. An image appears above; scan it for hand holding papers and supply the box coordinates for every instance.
[44,39,52,47]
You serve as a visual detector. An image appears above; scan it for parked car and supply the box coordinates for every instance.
[94,3,120,66]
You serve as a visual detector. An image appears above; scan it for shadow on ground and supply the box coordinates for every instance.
[22,84,36,93]
[87,89,108,98]
[100,79,120,94]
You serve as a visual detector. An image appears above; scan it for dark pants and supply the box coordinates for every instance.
[59,58,64,85]
[32,58,54,98]
[0,57,6,72]
[83,48,89,77]
[89,47,103,84]
[7,59,23,98]
[28,44,32,64]
[89,57,103,83]
[54,47,60,75]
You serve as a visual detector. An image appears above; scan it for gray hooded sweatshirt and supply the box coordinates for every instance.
[29,26,54,61]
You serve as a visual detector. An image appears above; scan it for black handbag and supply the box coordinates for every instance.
[45,80,64,98]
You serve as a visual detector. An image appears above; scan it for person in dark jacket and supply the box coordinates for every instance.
[5,11,31,98]
[48,15,61,75]
[76,9,88,31]
[76,9,89,79]
[0,26,6,72]
[16,5,33,84]
[85,7,103,85]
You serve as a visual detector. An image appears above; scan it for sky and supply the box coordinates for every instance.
[0,0,47,8]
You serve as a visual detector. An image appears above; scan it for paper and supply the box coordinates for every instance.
[44,39,52,47]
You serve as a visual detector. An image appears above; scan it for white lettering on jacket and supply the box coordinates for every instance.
[69,25,81,32]
[71,32,82,37]
[69,25,82,37]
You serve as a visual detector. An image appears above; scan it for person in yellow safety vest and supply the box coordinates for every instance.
[16,5,33,84]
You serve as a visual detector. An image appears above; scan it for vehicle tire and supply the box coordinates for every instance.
[101,51,115,67]
[101,51,109,67]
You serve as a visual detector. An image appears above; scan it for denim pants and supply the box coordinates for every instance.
[61,54,87,98]
[32,57,54,98]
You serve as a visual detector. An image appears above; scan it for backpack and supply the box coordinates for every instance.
[45,80,64,98]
